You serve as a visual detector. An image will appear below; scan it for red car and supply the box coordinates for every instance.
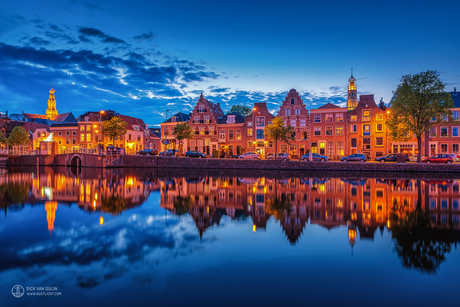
[422,154,454,164]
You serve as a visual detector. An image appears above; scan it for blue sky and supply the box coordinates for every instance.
[1,0,459,126]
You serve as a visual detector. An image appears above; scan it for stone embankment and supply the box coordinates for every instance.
[4,154,460,173]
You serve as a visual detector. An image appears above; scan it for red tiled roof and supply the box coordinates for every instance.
[22,122,50,133]
[119,115,146,131]
[23,113,47,120]
[318,103,341,109]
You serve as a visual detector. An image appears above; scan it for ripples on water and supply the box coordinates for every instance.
[1,166,460,307]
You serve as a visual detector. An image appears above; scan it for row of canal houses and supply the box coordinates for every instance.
[161,73,460,159]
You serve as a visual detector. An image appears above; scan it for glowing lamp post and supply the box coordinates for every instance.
[252,107,256,153]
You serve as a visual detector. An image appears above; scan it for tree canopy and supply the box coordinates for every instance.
[227,105,252,117]
[173,122,194,154]
[101,116,127,145]
[264,117,294,157]
[7,126,30,147]
[387,70,453,162]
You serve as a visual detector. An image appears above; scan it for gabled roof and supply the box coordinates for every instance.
[318,103,342,109]
[22,122,50,133]
[54,112,77,123]
[50,122,78,128]
[79,113,100,122]
[218,112,245,124]
[149,128,161,138]
[165,112,190,123]
[450,91,460,108]
[119,115,146,131]
[22,113,47,120]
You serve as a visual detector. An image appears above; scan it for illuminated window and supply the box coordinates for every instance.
[363,124,371,135]
[209,127,215,135]
[204,115,210,123]
[336,126,343,135]
[363,110,371,121]
[80,134,85,142]
[219,130,225,140]
[87,125,91,131]
[237,129,241,140]
[351,115,357,122]
[325,114,333,123]
[199,127,205,135]
[336,113,343,122]
[363,138,371,150]
[326,127,333,136]
[86,134,91,142]
[376,123,383,132]
[376,114,383,121]
[336,142,344,156]
[247,128,252,136]
[229,130,234,141]
[80,126,85,131]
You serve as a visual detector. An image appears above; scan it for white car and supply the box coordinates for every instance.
[239,152,261,160]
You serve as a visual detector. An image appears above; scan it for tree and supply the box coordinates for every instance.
[101,116,127,146]
[387,70,453,163]
[173,122,194,154]
[264,117,294,158]
[7,126,30,147]
[227,105,252,117]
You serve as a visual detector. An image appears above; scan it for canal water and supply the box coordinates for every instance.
[1,167,459,307]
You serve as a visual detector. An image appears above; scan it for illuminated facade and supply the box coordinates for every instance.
[347,70,358,112]
[46,87,58,120]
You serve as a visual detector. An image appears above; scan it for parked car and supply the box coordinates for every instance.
[185,151,207,158]
[159,149,178,156]
[409,155,426,162]
[300,153,329,162]
[422,154,454,164]
[340,154,367,162]
[447,153,458,162]
[136,149,158,156]
[239,152,261,160]
[376,153,409,163]
[267,153,291,161]
[106,146,125,155]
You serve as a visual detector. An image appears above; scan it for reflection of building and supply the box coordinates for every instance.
[45,201,57,234]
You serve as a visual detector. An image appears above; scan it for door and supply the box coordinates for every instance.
[319,142,325,155]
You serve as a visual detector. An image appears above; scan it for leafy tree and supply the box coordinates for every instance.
[264,117,294,157]
[227,105,252,117]
[387,70,453,162]
[7,126,30,147]
[0,136,7,146]
[173,195,194,216]
[173,122,194,154]
[101,116,127,146]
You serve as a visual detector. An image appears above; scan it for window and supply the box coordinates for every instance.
[351,115,357,122]
[229,130,234,141]
[363,124,371,136]
[430,198,437,210]
[256,117,265,127]
[363,138,371,150]
[73,139,76,144]
[376,123,383,132]
[336,142,344,156]
[376,137,383,146]
[376,114,383,121]
[285,109,291,116]
[363,110,370,121]
[256,129,264,139]
[441,144,448,153]
[194,115,200,123]
[336,127,343,136]
[453,111,459,120]
[351,138,357,148]
[336,113,343,122]
[314,127,321,136]
[86,125,91,131]
[204,115,210,123]
[453,199,459,210]
[247,128,252,136]
[300,119,306,127]
[198,105,205,113]
[326,127,333,136]
[453,127,459,137]
[351,124,357,133]
[247,141,252,148]
[58,131,62,136]
[295,108,300,115]
[80,126,85,131]
[314,114,321,123]
[219,130,225,140]
[72,131,76,136]
[199,127,205,135]
[268,141,273,148]
[441,127,448,137]
[325,114,333,123]
[209,127,215,135]
[290,120,296,127]
[327,142,334,157]
[237,129,241,140]
[430,127,436,137]
[80,134,84,142]
[86,134,91,142]
[453,144,459,154]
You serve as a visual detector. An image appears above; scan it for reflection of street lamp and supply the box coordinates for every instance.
[99,110,105,153]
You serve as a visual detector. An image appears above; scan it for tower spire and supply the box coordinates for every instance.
[46,85,58,120]
[347,69,357,112]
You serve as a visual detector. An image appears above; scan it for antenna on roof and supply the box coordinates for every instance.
[351,67,353,77]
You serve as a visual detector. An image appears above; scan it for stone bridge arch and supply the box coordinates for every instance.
[68,154,83,167]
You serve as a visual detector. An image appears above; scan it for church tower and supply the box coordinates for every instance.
[46,85,58,120]
[347,69,358,112]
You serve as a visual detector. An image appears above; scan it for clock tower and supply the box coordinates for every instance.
[347,69,357,112]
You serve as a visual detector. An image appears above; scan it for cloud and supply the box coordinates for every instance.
[28,37,50,46]
[133,31,155,41]
[79,27,125,44]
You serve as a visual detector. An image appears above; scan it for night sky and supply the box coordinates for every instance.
[1,0,459,126]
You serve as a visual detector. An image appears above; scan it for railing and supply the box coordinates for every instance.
[0,148,35,155]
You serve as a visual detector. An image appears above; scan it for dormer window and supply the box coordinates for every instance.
[133,125,140,131]
[85,117,89,122]
[227,115,236,124]
[171,116,176,122]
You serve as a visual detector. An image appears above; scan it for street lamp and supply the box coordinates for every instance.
[99,110,105,154]
[165,109,170,150]
[252,107,256,153]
